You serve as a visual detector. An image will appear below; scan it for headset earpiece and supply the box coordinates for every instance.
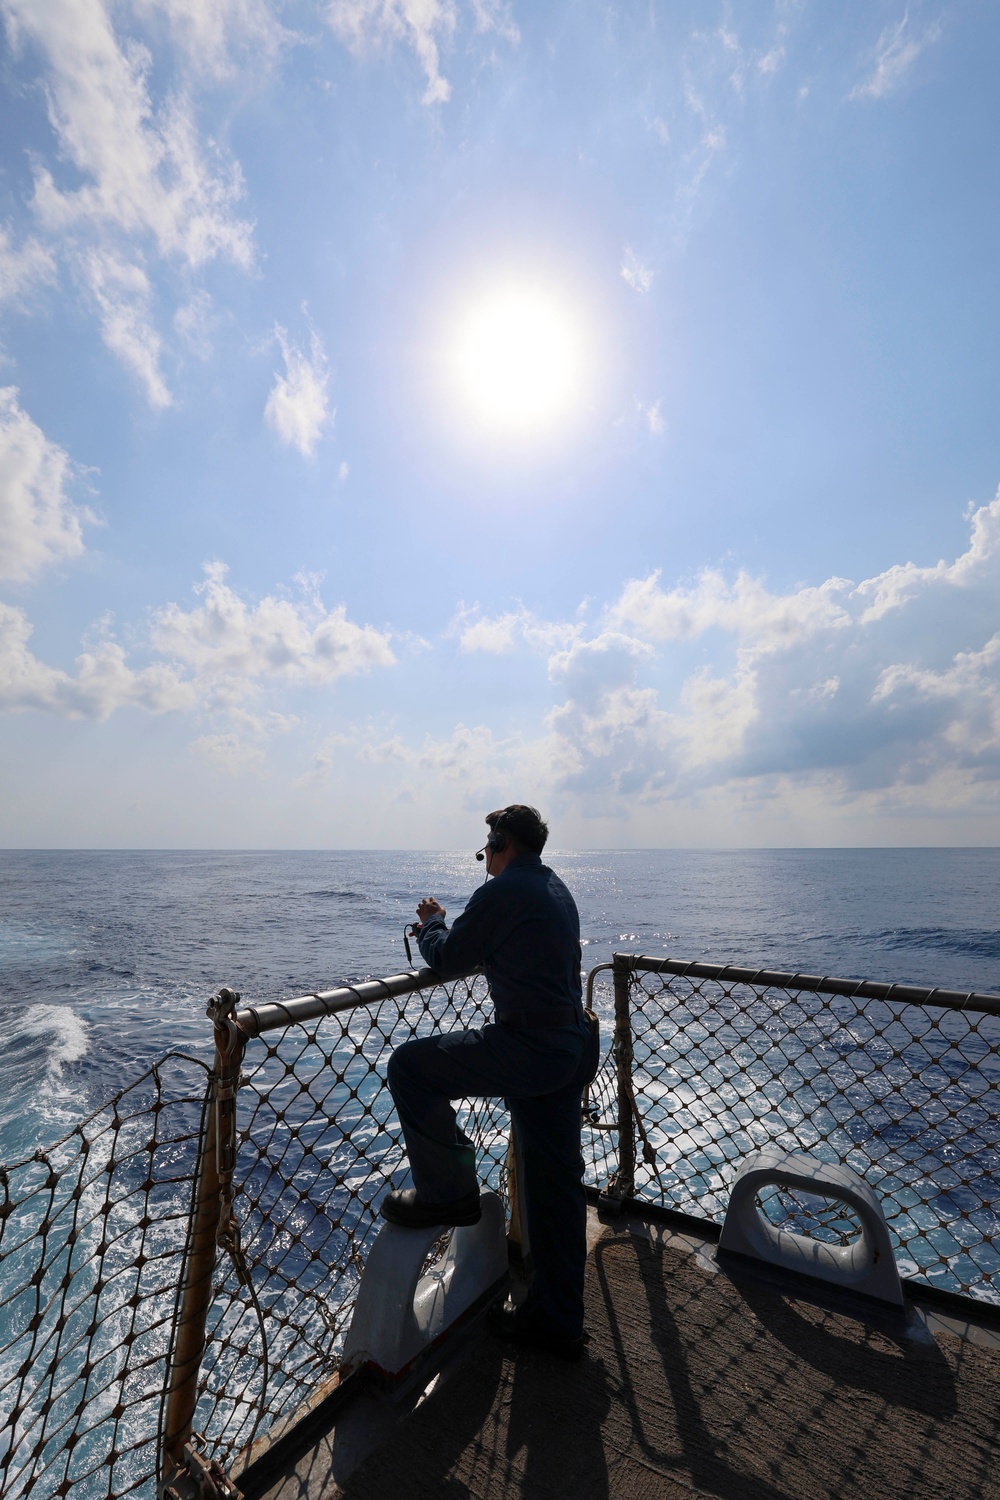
[476,811,510,869]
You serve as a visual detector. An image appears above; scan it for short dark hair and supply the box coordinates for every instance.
[486,804,549,855]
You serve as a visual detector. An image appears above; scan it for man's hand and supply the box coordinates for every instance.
[416,897,446,925]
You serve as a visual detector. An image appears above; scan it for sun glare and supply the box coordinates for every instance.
[450,285,583,433]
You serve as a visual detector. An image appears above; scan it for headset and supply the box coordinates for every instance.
[475,817,509,863]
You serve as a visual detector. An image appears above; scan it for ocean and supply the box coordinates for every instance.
[2,846,999,1498]
[1,846,998,1163]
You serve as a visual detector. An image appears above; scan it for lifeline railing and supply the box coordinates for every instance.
[2,952,999,1500]
[595,955,1000,1293]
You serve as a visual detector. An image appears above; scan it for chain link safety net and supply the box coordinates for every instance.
[0,1054,211,1500]
[190,971,613,1483]
[0,972,617,1500]
[608,955,1000,1303]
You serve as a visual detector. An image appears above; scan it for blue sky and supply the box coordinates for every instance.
[1,0,998,848]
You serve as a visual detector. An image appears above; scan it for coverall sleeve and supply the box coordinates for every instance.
[416,884,497,977]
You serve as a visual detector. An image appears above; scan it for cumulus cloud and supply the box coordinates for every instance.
[0,601,194,718]
[264,327,333,457]
[609,566,853,647]
[2,0,254,401]
[850,13,942,101]
[452,603,580,655]
[190,709,297,775]
[1,564,395,727]
[404,488,1000,821]
[593,488,1000,799]
[0,387,94,582]
[150,562,395,690]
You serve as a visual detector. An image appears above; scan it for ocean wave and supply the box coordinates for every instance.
[870,927,1000,960]
[7,1003,91,1081]
[306,889,369,901]
[0,1005,92,1145]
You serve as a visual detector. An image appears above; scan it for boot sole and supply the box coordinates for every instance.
[381,1204,483,1229]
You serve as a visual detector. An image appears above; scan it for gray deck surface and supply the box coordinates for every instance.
[256,1214,1000,1500]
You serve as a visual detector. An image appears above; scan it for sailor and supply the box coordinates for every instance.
[383,804,599,1360]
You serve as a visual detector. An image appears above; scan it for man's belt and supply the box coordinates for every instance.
[496,1004,582,1029]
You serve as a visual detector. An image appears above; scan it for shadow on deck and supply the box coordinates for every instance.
[253,1212,1000,1500]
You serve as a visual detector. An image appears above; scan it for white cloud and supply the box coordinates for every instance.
[14,0,254,265]
[189,707,297,775]
[2,0,254,401]
[0,387,94,582]
[609,566,853,648]
[1,564,395,727]
[757,43,785,77]
[0,228,56,306]
[150,562,395,688]
[173,289,215,358]
[81,248,171,407]
[132,0,292,79]
[0,601,195,718]
[190,731,268,774]
[638,399,664,436]
[621,246,652,294]
[850,13,942,101]
[468,0,518,44]
[327,0,458,105]
[597,487,1000,797]
[420,488,1000,818]
[325,0,517,104]
[452,603,580,655]
[264,327,333,458]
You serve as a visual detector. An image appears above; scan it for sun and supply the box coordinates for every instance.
[450,285,583,433]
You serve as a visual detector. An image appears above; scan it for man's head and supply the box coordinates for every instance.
[485,804,549,859]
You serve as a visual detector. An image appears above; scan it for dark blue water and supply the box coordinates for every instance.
[1,848,998,1161]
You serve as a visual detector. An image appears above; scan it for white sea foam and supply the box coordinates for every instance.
[15,1002,91,1083]
[0,1004,92,1144]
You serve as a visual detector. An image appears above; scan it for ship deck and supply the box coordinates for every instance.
[249,1205,1000,1500]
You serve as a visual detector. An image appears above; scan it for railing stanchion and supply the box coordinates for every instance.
[599,952,635,1215]
[159,990,246,1499]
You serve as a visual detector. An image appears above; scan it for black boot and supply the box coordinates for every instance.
[487,1301,587,1361]
[381,1187,482,1228]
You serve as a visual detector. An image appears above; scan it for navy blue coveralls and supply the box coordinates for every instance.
[386,853,599,1340]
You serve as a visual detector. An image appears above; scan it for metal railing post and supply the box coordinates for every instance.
[599,953,636,1214]
[159,990,246,1500]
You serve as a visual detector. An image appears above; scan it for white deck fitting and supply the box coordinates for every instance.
[719,1147,904,1306]
[340,1192,509,1382]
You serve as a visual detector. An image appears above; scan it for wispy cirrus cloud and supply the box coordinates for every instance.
[1,0,255,403]
[0,228,56,307]
[326,0,518,106]
[850,12,943,101]
[132,0,293,79]
[621,246,652,294]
